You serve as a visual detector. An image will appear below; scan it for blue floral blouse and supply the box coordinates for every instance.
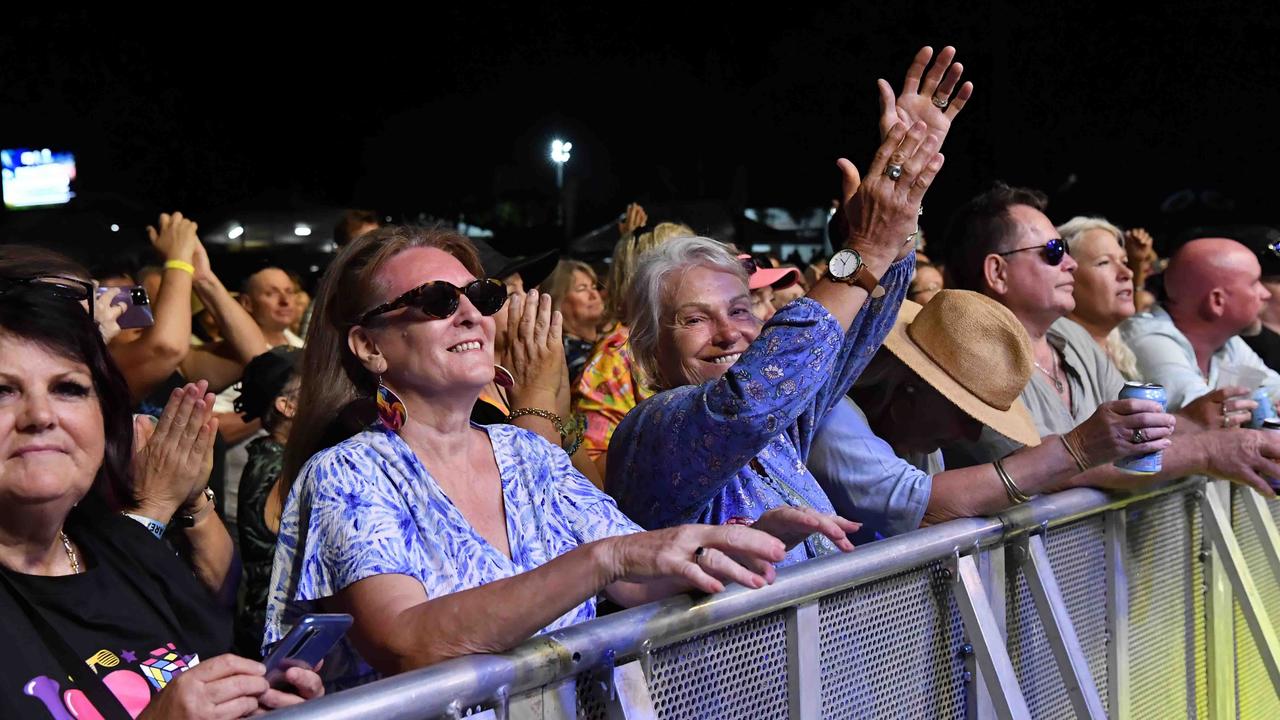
[264,422,642,690]
[605,254,911,566]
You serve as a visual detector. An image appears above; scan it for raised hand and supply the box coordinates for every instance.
[146,211,200,264]
[1124,228,1157,278]
[130,380,219,521]
[878,46,973,145]
[617,203,649,238]
[92,283,127,344]
[838,121,945,265]
[502,289,567,410]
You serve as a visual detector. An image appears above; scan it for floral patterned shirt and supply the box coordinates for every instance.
[605,254,911,567]
[264,422,642,690]
[574,324,653,461]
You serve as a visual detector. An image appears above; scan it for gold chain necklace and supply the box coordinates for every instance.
[58,530,80,574]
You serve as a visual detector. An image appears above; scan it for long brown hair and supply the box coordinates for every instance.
[277,225,483,508]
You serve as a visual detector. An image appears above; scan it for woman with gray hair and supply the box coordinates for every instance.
[607,118,948,566]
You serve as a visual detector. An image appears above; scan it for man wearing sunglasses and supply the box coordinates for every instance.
[940,183,1280,497]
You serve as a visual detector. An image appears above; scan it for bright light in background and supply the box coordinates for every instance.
[294,224,312,237]
[228,225,245,240]
[550,139,573,164]
[109,224,119,232]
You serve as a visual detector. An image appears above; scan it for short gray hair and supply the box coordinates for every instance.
[1057,216,1123,255]
[626,236,747,389]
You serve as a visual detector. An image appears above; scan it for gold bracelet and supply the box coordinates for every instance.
[1060,431,1090,471]
[994,457,1032,504]
[507,407,567,439]
[163,259,195,275]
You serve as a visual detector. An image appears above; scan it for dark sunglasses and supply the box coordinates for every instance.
[358,278,508,325]
[996,238,1068,266]
[0,275,96,318]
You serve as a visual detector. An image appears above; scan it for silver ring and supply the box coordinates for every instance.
[931,95,950,109]
[693,546,706,563]
[1130,429,1148,444]
[885,164,904,181]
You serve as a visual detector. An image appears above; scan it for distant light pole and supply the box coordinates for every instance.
[550,138,572,229]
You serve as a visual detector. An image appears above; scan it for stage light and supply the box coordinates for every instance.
[228,225,245,240]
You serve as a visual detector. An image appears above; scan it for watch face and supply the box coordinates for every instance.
[830,249,862,278]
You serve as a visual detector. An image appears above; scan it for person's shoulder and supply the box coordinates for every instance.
[299,429,398,485]
[1050,317,1096,347]
[1119,304,1179,341]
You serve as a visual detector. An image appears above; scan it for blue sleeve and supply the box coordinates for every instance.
[793,253,914,460]
[530,431,643,543]
[284,447,424,602]
[607,298,846,523]
[807,398,931,538]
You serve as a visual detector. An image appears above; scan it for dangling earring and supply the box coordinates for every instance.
[494,364,515,389]
[376,377,408,432]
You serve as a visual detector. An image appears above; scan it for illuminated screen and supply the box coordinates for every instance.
[1,148,77,209]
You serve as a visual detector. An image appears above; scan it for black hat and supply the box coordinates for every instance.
[469,237,559,289]
[235,347,301,421]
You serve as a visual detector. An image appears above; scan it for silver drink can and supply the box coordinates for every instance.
[1114,381,1167,474]
[1250,387,1277,429]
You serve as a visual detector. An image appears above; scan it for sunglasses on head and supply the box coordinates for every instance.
[0,275,96,318]
[358,278,508,325]
[996,238,1068,266]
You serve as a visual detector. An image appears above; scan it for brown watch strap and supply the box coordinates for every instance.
[850,265,886,298]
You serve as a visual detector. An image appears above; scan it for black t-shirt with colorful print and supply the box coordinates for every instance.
[0,509,229,719]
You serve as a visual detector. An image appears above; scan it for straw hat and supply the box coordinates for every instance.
[883,290,1041,447]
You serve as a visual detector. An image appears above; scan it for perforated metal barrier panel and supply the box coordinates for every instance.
[816,563,966,720]
[1231,489,1280,719]
[269,484,1280,720]
[1002,518,1107,719]
[1125,490,1206,719]
[646,610,791,720]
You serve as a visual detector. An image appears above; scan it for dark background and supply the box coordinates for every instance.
[1,2,1276,267]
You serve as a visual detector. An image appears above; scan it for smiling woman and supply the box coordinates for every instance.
[0,286,322,719]
[265,225,799,691]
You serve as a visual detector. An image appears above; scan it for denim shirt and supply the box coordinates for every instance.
[605,254,912,566]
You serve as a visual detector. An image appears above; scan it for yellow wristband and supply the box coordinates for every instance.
[164,259,195,275]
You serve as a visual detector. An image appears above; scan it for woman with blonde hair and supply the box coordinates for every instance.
[541,259,604,383]
[1057,216,1141,379]
[574,221,695,474]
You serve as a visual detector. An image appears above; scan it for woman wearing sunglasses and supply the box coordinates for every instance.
[265,225,791,690]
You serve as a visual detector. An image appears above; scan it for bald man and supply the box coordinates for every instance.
[1120,237,1280,412]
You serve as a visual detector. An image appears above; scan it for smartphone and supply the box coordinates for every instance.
[96,285,154,329]
[262,613,352,688]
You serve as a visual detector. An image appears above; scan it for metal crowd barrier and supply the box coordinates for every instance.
[270,477,1280,719]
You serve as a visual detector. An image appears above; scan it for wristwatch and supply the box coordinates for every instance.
[826,248,885,298]
[177,487,216,528]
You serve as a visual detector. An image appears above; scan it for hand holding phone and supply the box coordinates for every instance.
[96,285,154,329]
[263,613,352,688]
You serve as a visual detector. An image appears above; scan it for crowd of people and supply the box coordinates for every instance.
[3,43,1280,717]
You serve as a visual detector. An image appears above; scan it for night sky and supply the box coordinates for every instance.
[2,3,1277,263]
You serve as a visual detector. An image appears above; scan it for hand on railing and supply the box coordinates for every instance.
[1068,398,1175,467]
[1198,429,1280,498]
[605,524,787,594]
[752,507,859,552]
